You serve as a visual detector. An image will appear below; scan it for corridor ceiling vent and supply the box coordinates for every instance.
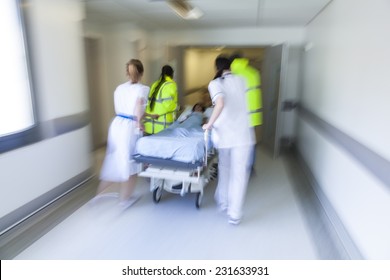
[166,0,204,20]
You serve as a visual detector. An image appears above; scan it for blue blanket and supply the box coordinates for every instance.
[134,112,205,163]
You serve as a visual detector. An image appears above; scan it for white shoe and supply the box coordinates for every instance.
[88,192,119,205]
[228,217,241,225]
[119,194,142,210]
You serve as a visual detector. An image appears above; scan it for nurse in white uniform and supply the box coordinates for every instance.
[92,59,150,209]
[203,56,255,225]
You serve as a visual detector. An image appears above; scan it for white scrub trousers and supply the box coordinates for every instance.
[215,144,254,220]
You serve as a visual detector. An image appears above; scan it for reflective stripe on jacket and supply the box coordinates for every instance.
[230,58,263,127]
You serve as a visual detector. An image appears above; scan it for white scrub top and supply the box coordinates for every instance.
[208,72,255,149]
[100,82,149,182]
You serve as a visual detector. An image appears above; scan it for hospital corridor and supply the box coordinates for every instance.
[1,0,390,262]
[2,145,333,260]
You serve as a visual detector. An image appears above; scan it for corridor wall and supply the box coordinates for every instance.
[298,0,390,259]
[0,0,92,233]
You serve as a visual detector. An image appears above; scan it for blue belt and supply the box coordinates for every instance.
[117,114,137,121]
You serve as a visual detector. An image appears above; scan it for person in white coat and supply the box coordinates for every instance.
[91,59,150,209]
[202,56,255,225]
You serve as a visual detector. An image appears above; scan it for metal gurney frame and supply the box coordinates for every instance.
[133,130,217,208]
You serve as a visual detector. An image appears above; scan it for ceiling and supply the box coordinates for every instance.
[82,0,333,30]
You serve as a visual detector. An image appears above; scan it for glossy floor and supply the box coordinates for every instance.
[12,147,326,260]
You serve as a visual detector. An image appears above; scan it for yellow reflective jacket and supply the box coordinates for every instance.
[230,58,263,127]
[144,76,178,134]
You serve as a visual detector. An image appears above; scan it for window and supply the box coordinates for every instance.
[0,0,35,137]
[0,0,39,153]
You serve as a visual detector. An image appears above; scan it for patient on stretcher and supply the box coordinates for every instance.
[134,103,211,163]
[158,103,206,133]
[178,103,205,122]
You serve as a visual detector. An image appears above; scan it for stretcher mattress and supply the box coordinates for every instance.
[134,113,206,164]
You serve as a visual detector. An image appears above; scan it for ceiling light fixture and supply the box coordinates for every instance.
[167,0,203,20]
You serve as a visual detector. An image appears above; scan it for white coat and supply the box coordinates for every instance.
[208,71,255,221]
[208,72,255,148]
[99,82,149,182]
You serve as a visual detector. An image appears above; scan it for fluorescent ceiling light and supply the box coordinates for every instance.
[167,0,203,20]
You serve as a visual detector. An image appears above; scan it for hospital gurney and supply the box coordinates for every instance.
[133,122,217,208]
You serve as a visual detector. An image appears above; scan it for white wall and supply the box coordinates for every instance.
[28,0,88,121]
[83,22,111,144]
[152,27,305,47]
[184,49,219,90]
[151,27,306,142]
[299,0,390,259]
[84,22,152,137]
[281,47,303,139]
[83,24,306,139]
[0,0,92,219]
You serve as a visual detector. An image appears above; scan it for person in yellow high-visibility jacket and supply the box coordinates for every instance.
[230,53,262,176]
[144,65,178,134]
[230,53,262,127]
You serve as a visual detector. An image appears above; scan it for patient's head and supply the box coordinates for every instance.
[192,103,205,113]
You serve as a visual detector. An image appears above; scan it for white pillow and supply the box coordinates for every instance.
[177,106,192,122]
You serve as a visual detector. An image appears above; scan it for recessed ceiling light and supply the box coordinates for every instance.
[167,0,203,20]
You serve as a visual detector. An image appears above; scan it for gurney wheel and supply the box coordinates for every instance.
[153,187,163,203]
[195,192,202,209]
